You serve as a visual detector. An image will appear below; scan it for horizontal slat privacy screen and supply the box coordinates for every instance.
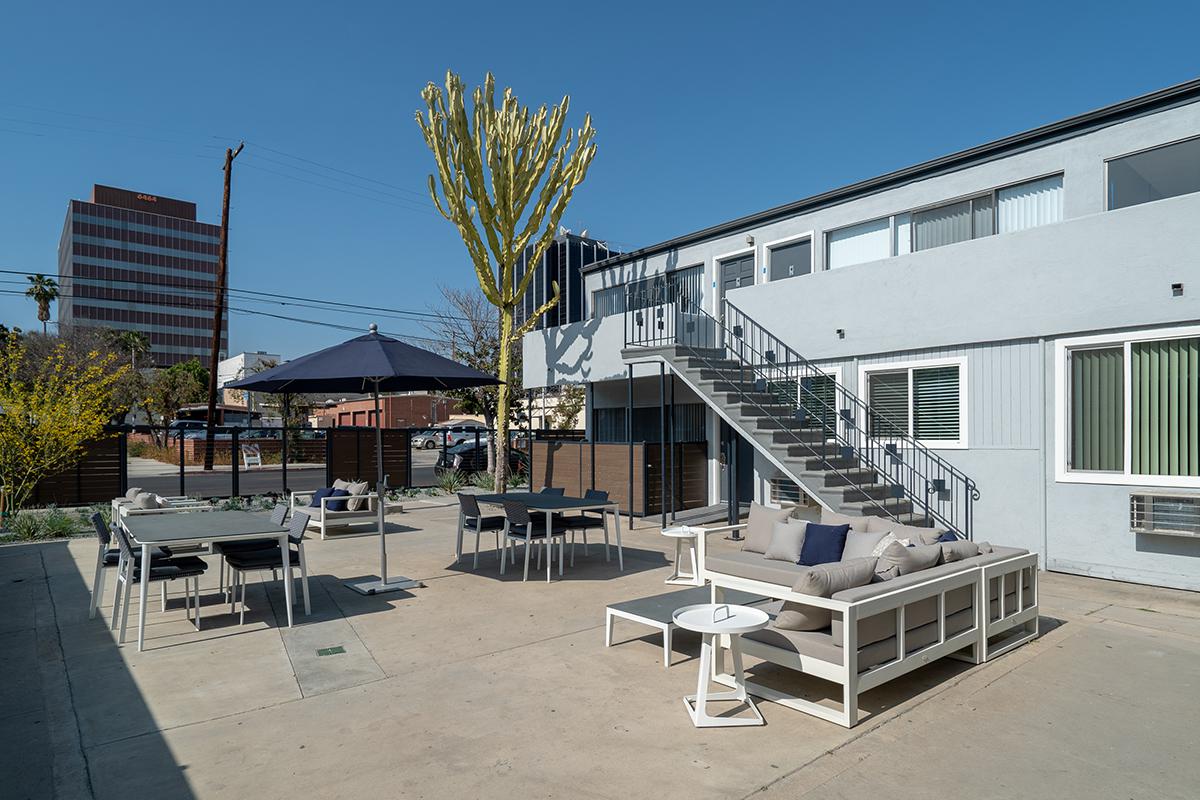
[1071,346,1124,471]
[913,366,960,441]
[1132,337,1199,476]
[998,174,1063,233]
[868,371,909,436]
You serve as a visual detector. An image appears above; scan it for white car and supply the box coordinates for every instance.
[412,426,489,449]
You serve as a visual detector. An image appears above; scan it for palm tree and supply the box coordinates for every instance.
[110,329,151,369]
[25,274,59,335]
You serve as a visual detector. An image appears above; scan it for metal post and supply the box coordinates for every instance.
[178,428,186,497]
[588,382,596,491]
[659,361,666,529]
[117,429,128,496]
[325,428,334,489]
[627,364,634,520]
[281,395,290,496]
[668,375,676,523]
[374,384,387,583]
[231,427,240,498]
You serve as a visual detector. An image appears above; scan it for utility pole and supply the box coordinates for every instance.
[203,142,244,471]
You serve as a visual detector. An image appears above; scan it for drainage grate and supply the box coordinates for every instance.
[316,646,346,657]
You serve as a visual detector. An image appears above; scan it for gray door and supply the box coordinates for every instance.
[719,255,755,314]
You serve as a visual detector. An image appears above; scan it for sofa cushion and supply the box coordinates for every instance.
[865,516,947,545]
[741,503,796,555]
[776,557,876,631]
[833,560,977,604]
[326,488,351,512]
[940,540,981,563]
[819,509,872,534]
[743,624,845,666]
[125,487,143,500]
[309,487,335,509]
[764,519,807,563]
[841,528,890,561]
[799,523,849,566]
[333,478,351,491]
[345,480,370,512]
[133,492,158,510]
[875,541,942,577]
[705,550,810,585]
[833,583,975,648]
[869,531,913,558]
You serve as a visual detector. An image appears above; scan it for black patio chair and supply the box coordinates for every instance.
[215,504,289,597]
[455,493,505,569]
[561,489,612,565]
[110,518,209,646]
[224,510,312,623]
[500,500,568,582]
[87,513,171,620]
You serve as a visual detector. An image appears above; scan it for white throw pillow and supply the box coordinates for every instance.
[763,519,807,563]
[841,529,890,561]
[125,487,143,500]
[869,531,912,558]
[133,492,158,509]
[345,480,370,511]
[333,478,351,491]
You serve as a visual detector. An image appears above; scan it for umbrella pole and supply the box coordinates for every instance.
[345,378,421,595]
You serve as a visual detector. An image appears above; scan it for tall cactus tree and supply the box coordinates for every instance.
[416,71,596,490]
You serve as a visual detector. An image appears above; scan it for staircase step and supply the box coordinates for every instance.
[758,417,814,432]
[736,402,795,418]
[679,356,741,372]
[772,428,830,444]
[801,467,878,487]
[786,454,859,471]
[840,497,914,518]
[823,482,893,502]
[717,392,780,407]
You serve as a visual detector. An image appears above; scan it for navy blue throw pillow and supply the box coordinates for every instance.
[798,522,850,566]
[937,531,959,543]
[308,487,335,509]
[326,488,351,512]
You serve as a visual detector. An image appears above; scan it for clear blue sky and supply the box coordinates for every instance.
[1,1,1197,359]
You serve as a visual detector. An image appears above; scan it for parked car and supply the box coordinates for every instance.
[413,425,490,450]
[435,440,527,476]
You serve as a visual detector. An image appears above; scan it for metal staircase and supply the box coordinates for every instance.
[621,287,978,538]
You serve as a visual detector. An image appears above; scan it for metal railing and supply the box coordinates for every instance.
[623,287,978,538]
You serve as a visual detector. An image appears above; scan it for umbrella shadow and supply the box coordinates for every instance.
[442,542,671,582]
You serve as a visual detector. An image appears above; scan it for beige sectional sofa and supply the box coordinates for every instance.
[696,505,1038,727]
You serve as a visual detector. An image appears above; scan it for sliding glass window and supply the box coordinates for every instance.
[1108,136,1200,211]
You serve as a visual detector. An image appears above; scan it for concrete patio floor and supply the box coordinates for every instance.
[4,500,1199,799]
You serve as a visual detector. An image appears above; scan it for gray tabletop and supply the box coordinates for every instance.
[607,586,767,622]
[124,510,284,545]
[473,492,611,510]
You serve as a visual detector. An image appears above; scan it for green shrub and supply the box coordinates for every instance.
[469,471,495,490]
[8,511,43,540]
[436,469,466,494]
[507,471,528,490]
[42,505,80,538]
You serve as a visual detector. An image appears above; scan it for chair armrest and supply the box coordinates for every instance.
[696,523,747,537]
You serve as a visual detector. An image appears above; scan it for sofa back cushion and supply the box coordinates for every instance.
[841,529,890,561]
[865,516,947,545]
[875,541,942,578]
[940,540,981,563]
[741,502,796,554]
[344,480,370,511]
[764,519,807,563]
[133,492,158,510]
[820,509,872,534]
[798,522,849,566]
[776,557,876,631]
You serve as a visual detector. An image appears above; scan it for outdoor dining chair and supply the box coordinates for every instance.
[88,513,171,620]
[110,518,210,646]
[561,489,611,566]
[224,510,312,624]
[499,499,568,582]
[215,503,289,597]
[455,493,505,568]
[539,487,566,496]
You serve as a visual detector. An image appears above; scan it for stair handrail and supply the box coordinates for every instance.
[625,288,977,538]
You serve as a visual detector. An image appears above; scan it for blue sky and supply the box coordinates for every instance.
[1,1,1197,358]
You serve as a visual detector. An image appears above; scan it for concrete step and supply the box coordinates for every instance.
[821,482,893,503]
[840,496,914,518]
[679,356,741,372]
[800,467,878,487]
[735,402,795,418]
[773,428,832,445]
[757,416,813,432]
[784,454,860,472]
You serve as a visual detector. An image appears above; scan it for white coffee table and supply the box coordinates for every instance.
[672,603,770,727]
[661,526,702,586]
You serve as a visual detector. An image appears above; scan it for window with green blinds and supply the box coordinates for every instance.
[800,374,837,429]
[1132,337,1199,477]
[913,366,960,441]
[1070,347,1124,471]
[868,371,910,436]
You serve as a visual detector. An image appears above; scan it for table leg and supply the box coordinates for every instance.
[280,533,294,627]
[613,506,624,571]
[544,511,552,583]
[137,543,150,652]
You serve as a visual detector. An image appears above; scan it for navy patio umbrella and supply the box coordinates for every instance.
[228,323,500,595]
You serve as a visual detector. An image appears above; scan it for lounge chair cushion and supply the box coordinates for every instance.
[776,557,876,631]
[865,516,947,545]
[820,509,872,534]
[741,503,796,555]
[940,540,981,563]
[125,487,143,500]
[333,478,351,491]
[224,546,300,570]
[326,489,351,512]
[764,519,807,563]
[875,541,942,578]
[309,488,335,509]
[345,480,370,511]
[132,556,209,581]
[705,550,810,585]
[841,528,890,561]
[798,523,849,566]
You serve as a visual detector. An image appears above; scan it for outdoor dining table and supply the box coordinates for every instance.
[473,492,624,582]
[120,510,296,651]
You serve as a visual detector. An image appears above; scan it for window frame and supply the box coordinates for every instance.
[1104,133,1200,212]
[858,356,969,449]
[1055,324,1200,487]
[761,231,814,282]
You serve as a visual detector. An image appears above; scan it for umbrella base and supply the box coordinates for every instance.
[343,576,423,595]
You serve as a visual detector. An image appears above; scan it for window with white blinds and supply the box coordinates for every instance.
[865,360,966,447]
[998,174,1063,233]
[826,217,891,269]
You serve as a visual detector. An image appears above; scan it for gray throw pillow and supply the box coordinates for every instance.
[125,487,143,500]
[763,519,807,563]
[975,541,995,554]
[841,529,890,561]
[345,480,370,511]
[133,492,158,510]
[820,509,872,534]
[874,541,942,577]
[865,516,947,545]
[741,502,796,555]
[333,478,351,491]
[940,540,981,563]
[776,557,876,631]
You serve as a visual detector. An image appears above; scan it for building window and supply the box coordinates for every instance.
[592,265,704,319]
[1058,329,1200,485]
[862,359,966,448]
[767,238,811,281]
[592,285,625,318]
[912,194,994,251]
[1107,136,1200,211]
[826,217,890,270]
[997,174,1063,233]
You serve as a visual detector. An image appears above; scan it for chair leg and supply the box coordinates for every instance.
[218,558,225,598]
[535,539,542,570]
[110,559,123,632]
[583,530,589,555]
[118,562,133,645]
[570,532,576,568]
[90,553,105,620]
[161,581,167,612]
[522,535,532,582]
[473,526,482,570]
[229,568,238,615]
[298,545,311,616]
[239,572,247,626]
[194,577,202,631]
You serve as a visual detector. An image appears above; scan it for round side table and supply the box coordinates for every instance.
[672,603,770,727]
[661,526,701,586]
